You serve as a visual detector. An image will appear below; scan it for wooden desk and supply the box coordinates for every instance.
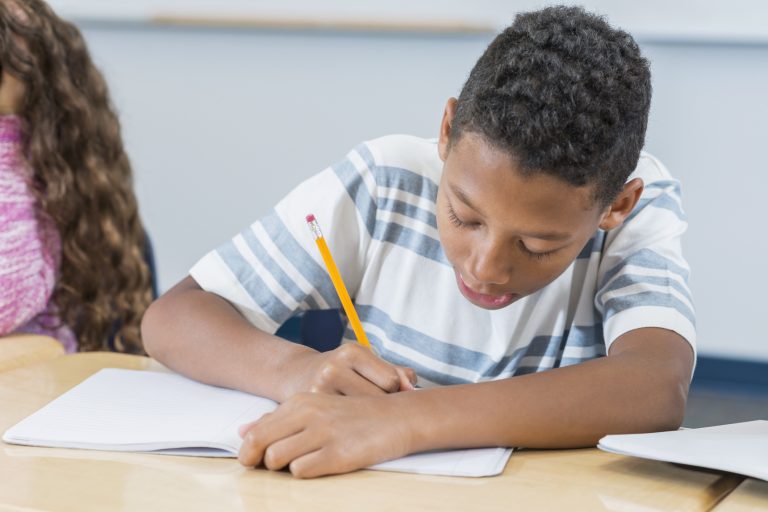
[714,479,768,511]
[0,334,64,373]
[0,353,744,512]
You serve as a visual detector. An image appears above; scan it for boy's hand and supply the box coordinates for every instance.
[281,343,416,398]
[238,392,411,478]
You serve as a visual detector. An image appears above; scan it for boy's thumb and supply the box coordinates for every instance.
[238,421,258,438]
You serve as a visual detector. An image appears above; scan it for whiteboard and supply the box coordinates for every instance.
[47,0,768,43]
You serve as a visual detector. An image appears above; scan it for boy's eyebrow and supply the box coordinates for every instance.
[451,185,572,241]
[451,185,485,215]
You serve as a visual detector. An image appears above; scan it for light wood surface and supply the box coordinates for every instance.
[0,334,64,373]
[714,479,768,511]
[0,353,745,512]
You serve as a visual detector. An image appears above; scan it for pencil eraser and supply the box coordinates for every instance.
[305,214,316,223]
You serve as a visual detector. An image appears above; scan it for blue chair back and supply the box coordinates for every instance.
[275,309,344,352]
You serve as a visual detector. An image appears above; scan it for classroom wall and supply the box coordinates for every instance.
[71,21,767,362]
[47,0,768,44]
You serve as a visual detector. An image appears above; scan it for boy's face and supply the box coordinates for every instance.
[436,121,607,310]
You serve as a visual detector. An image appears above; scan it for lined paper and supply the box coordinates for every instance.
[3,369,511,476]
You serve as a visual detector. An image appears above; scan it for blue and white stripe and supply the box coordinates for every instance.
[333,142,448,265]
[191,137,696,386]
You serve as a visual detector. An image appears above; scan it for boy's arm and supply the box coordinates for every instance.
[238,327,693,477]
[141,276,415,402]
[142,276,311,401]
[404,327,693,449]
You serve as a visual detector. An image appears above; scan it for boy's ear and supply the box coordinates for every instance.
[438,97,458,162]
[598,178,644,230]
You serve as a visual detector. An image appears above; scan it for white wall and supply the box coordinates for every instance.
[73,23,767,362]
[642,42,768,361]
[85,26,489,288]
[48,0,768,44]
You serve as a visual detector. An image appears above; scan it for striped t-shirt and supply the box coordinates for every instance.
[191,135,696,387]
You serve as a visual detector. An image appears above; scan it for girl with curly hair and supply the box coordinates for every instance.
[0,0,153,353]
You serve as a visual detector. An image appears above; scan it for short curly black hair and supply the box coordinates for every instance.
[450,5,651,207]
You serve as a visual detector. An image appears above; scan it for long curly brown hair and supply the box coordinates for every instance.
[0,0,152,353]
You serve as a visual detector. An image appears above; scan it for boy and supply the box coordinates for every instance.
[142,6,695,478]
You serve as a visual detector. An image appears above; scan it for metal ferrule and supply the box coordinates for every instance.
[307,218,323,240]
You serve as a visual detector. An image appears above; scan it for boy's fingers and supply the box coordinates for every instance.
[238,421,259,437]
[319,367,387,396]
[238,431,268,467]
[262,430,322,471]
[325,344,414,394]
[396,367,417,391]
[289,447,338,479]
[352,354,404,393]
[238,411,303,467]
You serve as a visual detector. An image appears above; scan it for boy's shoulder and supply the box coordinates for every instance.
[361,134,443,183]
[631,151,676,185]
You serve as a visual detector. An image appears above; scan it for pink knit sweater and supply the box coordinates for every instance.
[0,116,76,352]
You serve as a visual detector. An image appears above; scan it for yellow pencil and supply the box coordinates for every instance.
[305,214,372,349]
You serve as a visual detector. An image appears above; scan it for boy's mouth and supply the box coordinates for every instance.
[455,271,518,309]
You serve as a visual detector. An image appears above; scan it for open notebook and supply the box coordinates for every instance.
[2,368,511,477]
[598,420,768,481]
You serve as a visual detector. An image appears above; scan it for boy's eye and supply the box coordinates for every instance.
[447,199,558,260]
[446,203,479,229]
[518,240,556,260]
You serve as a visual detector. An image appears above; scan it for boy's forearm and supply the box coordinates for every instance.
[395,346,689,453]
[142,276,314,401]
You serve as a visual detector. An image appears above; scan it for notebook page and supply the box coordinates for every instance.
[4,368,513,476]
[370,447,512,477]
[3,368,276,454]
[598,420,768,481]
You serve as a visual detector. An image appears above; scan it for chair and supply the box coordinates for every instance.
[275,309,344,352]
[107,232,158,351]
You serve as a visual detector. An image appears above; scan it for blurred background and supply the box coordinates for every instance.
[48,0,768,424]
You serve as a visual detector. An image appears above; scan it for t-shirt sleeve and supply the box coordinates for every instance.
[595,155,696,356]
[190,144,377,333]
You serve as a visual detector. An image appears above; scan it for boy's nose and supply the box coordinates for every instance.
[467,239,512,287]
